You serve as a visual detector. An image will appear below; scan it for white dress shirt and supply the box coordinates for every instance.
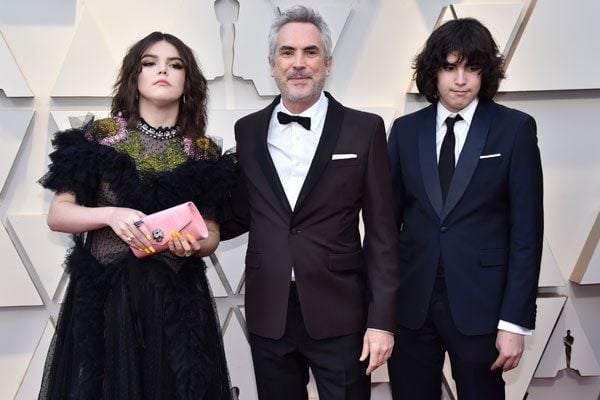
[268,91,329,210]
[267,92,328,282]
[436,98,532,337]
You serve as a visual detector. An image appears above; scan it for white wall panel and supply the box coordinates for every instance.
[0,1,599,399]
[0,223,41,307]
[501,0,600,91]
[52,9,118,97]
[0,310,48,400]
[0,31,32,97]
[0,109,33,193]
[6,215,71,303]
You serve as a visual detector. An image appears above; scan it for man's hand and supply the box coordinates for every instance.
[490,330,525,372]
[359,330,394,375]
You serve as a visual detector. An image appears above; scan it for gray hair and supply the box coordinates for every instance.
[268,5,333,60]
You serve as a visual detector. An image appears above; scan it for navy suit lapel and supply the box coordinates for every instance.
[441,100,495,221]
[255,95,293,213]
[293,92,344,213]
[418,103,444,219]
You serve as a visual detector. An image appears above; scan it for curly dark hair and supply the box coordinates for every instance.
[111,32,208,139]
[414,18,505,103]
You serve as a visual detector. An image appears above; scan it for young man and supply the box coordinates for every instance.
[221,6,399,400]
[387,18,543,399]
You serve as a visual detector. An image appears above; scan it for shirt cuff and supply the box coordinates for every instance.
[367,328,393,335]
[498,320,533,336]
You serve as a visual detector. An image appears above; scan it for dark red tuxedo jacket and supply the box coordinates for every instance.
[222,92,399,340]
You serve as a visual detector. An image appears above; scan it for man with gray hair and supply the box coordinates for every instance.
[222,5,400,399]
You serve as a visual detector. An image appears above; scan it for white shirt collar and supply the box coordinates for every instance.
[274,91,328,132]
[436,97,479,129]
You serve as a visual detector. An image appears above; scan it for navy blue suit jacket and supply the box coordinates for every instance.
[387,99,543,336]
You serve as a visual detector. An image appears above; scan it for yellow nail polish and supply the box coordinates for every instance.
[175,232,182,238]
[149,246,156,253]
[146,234,152,241]
[144,248,151,254]
[170,232,177,239]
[186,233,194,241]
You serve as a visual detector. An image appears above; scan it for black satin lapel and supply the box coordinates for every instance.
[293,92,344,212]
[418,104,443,219]
[255,96,293,213]
[441,100,495,221]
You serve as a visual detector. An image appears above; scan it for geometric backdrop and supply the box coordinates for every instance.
[1,1,599,399]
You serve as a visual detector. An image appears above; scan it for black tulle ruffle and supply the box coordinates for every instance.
[40,127,238,222]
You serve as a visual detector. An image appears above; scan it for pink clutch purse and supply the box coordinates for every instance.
[131,202,208,258]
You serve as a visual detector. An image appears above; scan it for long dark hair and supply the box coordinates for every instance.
[111,32,208,138]
[414,18,505,103]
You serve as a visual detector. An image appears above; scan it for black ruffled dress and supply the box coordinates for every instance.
[38,117,235,400]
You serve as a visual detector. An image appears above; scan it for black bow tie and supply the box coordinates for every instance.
[277,111,311,131]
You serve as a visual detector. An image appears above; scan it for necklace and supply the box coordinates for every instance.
[136,118,180,140]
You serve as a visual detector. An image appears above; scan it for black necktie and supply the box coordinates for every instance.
[277,111,311,131]
[439,114,462,202]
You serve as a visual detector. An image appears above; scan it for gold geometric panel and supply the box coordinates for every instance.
[0,30,32,97]
[0,222,41,307]
[571,210,600,285]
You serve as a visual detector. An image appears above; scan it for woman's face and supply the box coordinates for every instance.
[137,40,186,109]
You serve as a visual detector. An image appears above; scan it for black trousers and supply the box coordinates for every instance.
[388,275,504,400]
[249,283,370,400]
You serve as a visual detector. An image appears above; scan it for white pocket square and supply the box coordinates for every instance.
[332,153,358,160]
[480,153,501,159]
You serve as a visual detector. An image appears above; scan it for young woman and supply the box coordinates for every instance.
[38,32,234,400]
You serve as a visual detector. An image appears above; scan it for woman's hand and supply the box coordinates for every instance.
[106,207,154,253]
[168,232,202,257]
[167,220,220,258]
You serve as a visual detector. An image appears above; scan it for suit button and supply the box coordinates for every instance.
[291,228,301,235]
[440,226,448,233]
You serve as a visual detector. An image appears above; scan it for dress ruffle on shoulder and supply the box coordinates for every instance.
[39,123,239,223]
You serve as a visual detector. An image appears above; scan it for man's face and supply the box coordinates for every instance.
[436,52,482,112]
[270,22,332,113]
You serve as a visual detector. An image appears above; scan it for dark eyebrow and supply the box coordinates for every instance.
[141,54,183,62]
[304,45,320,51]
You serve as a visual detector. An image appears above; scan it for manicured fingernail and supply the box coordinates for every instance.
[146,234,152,241]
[175,232,182,238]
[149,246,156,253]
[170,232,177,239]
[144,248,151,254]
[186,233,194,241]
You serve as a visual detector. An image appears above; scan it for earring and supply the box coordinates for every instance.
[182,94,186,104]
[135,90,139,100]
